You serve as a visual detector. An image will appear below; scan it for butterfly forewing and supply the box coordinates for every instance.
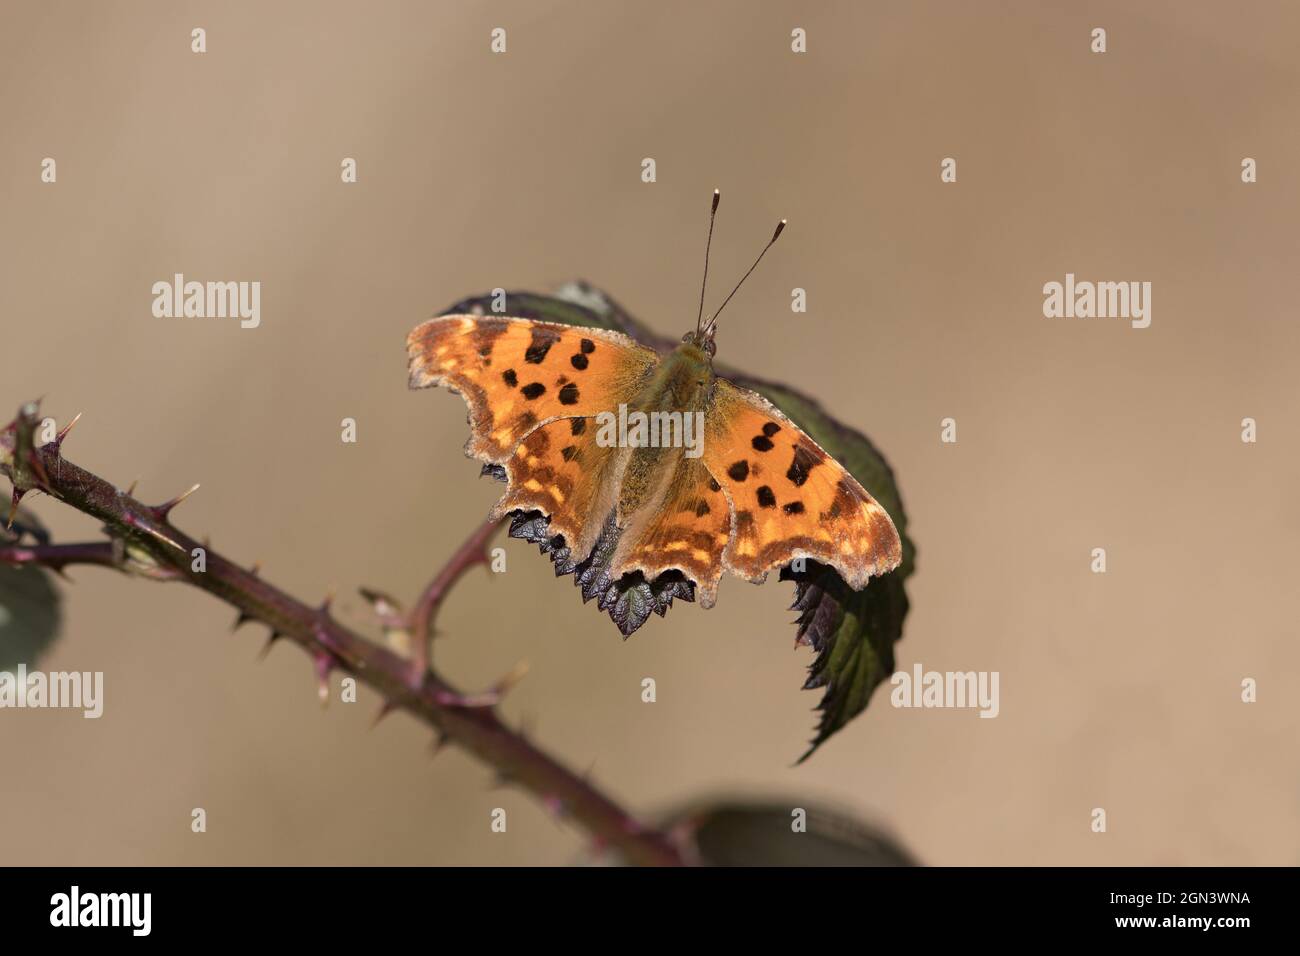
[407,315,657,463]
[702,379,902,589]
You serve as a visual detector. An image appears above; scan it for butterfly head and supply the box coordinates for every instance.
[692,189,785,356]
[680,327,717,358]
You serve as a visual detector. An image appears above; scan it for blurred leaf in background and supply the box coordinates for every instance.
[576,798,917,866]
[678,800,917,867]
[0,510,62,671]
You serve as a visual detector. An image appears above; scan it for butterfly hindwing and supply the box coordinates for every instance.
[407,315,658,464]
[490,415,628,561]
[609,455,732,608]
[702,379,902,589]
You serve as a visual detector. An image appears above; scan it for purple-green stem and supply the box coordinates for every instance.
[405,516,500,684]
[0,404,686,866]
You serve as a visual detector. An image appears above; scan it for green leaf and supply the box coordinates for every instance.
[439,284,914,758]
[0,513,63,671]
[667,800,916,866]
[734,378,914,760]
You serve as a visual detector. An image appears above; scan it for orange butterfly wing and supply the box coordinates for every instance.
[702,379,901,590]
[608,456,732,608]
[410,314,900,608]
[406,315,657,464]
[489,414,627,561]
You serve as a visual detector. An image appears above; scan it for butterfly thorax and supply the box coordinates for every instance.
[615,339,716,518]
[632,339,714,414]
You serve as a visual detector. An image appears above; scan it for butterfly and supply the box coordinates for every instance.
[407,191,902,636]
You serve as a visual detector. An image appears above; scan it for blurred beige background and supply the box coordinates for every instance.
[2,0,1297,865]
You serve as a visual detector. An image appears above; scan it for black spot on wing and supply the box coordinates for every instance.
[757,485,776,509]
[787,444,820,487]
[521,383,546,400]
[502,369,518,388]
[752,435,775,452]
[471,319,509,361]
[570,353,589,370]
[727,460,749,482]
[558,383,580,405]
[569,417,586,436]
[524,326,561,364]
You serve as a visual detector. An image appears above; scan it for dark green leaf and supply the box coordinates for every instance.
[0,513,63,671]
[668,800,917,866]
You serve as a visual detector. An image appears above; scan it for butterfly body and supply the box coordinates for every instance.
[407,313,902,630]
[611,336,713,513]
[635,337,715,413]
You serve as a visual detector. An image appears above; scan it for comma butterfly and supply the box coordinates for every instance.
[407,191,902,636]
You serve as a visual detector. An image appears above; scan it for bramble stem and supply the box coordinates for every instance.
[0,540,118,575]
[406,516,500,682]
[0,404,685,866]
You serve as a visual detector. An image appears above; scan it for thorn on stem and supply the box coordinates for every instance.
[370,700,397,729]
[53,412,82,451]
[258,631,284,661]
[151,483,200,522]
[494,659,530,697]
[432,660,529,709]
[120,510,186,552]
[430,730,449,756]
[6,488,25,531]
[314,651,334,706]
[359,586,405,625]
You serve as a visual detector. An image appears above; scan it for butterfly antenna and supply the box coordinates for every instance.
[703,218,786,337]
[696,189,721,334]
